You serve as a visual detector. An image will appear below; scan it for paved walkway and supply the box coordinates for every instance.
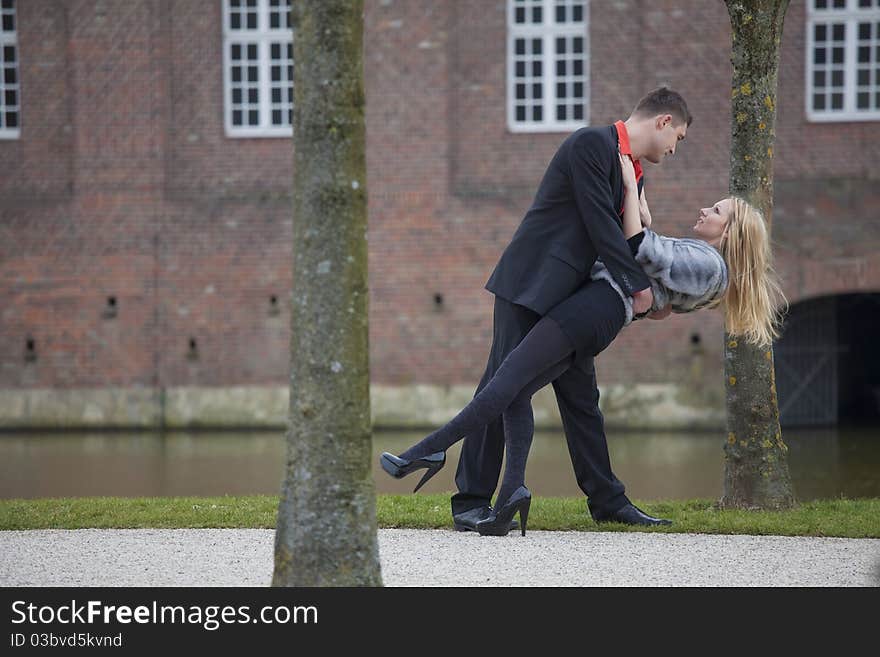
[2,529,878,586]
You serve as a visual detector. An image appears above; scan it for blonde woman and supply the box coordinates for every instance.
[382,153,785,536]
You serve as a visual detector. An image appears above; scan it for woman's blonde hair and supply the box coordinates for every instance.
[716,196,787,346]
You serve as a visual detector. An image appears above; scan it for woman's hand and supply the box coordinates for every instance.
[647,304,672,320]
[618,152,637,193]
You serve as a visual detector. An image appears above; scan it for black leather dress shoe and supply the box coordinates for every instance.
[594,503,672,526]
[453,505,520,532]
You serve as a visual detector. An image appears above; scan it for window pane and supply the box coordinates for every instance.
[6,111,17,127]
[832,24,844,41]
[815,24,826,41]
[532,105,542,121]
[857,92,869,108]
[573,104,583,120]
[3,45,14,63]
[232,110,242,125]
[532,60,541,76]
[857,69,869,85]
[557,105,566,120]
[557,82,566,98]
[516,105,525,122]
[814,70,826,86]
[248,109,259,125]
[832,69,844,86]
[831,93,843,109]
[1,14,13,32]
[813,94,826,110]
[814,48,826,64]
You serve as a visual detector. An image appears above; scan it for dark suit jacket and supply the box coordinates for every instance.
[486,125,651,316]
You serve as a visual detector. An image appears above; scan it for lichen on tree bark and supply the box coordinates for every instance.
[721,0,795,510]
[273,0,382,586]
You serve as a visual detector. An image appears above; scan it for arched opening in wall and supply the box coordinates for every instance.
[775,293,880,427]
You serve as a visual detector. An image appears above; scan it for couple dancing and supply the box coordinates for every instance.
[381,87,783,536]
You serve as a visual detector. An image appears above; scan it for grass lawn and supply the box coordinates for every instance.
[1,495,878,538]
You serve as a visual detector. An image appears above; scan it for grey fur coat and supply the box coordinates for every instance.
[591,229,728,326]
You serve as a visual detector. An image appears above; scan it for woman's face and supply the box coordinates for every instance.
[693,198,732,243]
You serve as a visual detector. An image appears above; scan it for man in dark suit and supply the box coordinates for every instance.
[452,87,692,530]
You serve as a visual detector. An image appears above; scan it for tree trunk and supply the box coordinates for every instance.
[720,0,795,510]
[273,0,382,586]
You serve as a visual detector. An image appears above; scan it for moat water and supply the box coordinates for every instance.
[1,426,878,501]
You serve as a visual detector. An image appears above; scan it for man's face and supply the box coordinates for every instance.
[644,114,687,164]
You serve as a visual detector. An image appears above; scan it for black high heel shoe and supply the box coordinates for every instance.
[475,486,531,537]
[379,451,446,493]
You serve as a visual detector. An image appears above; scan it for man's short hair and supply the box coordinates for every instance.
[633,87,693,127]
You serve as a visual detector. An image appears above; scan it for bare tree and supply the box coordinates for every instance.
[720,0,795,509]
[273,0,382,586]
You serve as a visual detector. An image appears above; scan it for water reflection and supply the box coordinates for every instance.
[0,427,877,501]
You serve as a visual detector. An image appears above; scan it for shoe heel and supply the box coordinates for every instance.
[412,463,441,493]
[519,499,530,537]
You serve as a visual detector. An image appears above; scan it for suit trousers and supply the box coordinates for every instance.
[451,294,629,519]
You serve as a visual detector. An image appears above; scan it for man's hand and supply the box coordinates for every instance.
[646,304,672,320]
[632,287,654,315]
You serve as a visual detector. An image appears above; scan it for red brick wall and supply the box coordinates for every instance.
[1,0,879,394]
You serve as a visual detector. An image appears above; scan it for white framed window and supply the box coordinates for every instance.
[222,0,293,137]
[0,0,20,139]
[806,0,880,122]
[507,0,589,133]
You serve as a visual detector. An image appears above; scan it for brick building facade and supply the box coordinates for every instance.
[1,0,878,428]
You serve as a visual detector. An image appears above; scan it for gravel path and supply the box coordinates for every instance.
[1,529,878,587]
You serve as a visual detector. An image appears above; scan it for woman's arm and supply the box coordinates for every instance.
[618,153,643,240]
[639,187,652,228]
